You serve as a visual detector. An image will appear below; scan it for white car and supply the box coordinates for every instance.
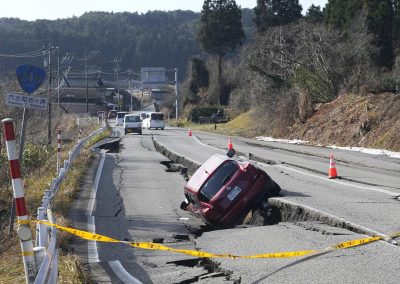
[142,112,165,130]
[123,114,142,135]
[115,111,129,126]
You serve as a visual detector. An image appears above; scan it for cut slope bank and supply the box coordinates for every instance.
[288,93,400,151]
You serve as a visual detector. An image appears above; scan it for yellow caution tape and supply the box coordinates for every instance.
[28,219,398,259]
[18,220,31,225]
[332,236,383,250]
[22,251,35,257]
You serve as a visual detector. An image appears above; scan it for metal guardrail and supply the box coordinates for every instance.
[33,126,105,283]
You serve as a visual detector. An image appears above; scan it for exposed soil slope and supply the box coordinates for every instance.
[288,93,400,151]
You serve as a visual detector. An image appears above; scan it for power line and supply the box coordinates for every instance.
[0,47,47,57]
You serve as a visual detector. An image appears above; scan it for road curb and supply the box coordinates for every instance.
[152,135,395,243]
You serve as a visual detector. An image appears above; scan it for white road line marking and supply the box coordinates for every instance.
[191,136,399,197]
[189,136,399,236]
[87,215,99,263]
[275,164,399,196]
[192,135,225,152]
[87,151,105,263]
[269,198,390,239]
[109,260,142,284]
[87,151,105,215]
[87,151,143,282]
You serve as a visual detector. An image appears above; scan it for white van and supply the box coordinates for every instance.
[115,111,129,126]
[123,114,142,135]
[142,112,165,130]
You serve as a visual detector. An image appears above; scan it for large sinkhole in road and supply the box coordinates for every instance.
[154,139,386,239]
[160,159,282,231]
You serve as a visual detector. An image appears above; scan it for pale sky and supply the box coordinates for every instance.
[0,0,328,21]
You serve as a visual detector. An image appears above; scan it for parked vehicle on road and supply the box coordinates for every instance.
[142,112,165,130]
[123,114,142,135]
[115,111,129,126]
[108,110,117,119]
[180,151,281,228]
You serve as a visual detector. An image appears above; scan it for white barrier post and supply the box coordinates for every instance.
[64,160,69,171]
[33,247,46,273]
[37,207,48,248]
[42,195,50,213]
[56,128,61,173]
[2,118,37,283]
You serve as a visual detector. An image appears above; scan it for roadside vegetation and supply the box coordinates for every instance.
[178,0,400,152]
[0,91,109,282]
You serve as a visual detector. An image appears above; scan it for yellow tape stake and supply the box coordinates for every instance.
[31,220,398,259]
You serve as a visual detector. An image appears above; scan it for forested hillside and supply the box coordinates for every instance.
[180,0,400,151]
[0,9,255,76]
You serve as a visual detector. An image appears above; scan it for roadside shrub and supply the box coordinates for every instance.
[22,143,52,173]
[187,105,221,122]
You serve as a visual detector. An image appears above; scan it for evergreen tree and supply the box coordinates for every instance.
[305,4,324,23]
[324,0,362,29]
[394,0,400,49]
[365,0,394,68]
[325,0,394,68]
[254,0,273,32]
[198,0,245,105]
[253,0,302,32]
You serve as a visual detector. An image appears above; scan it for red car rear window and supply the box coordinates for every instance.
[199,161,238,201]
[186,155,228,190]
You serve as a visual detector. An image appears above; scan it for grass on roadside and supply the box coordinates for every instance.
[0,125,110,283]
[170,111,259,138]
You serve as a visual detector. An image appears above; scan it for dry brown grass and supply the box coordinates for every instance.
[0,118,110,283]
[58,253,94,284]
[184,111,258,137]
[288,93,400,151]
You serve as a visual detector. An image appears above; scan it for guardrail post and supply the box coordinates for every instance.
[2,118,37,283]
[56,128,61,174]
[33,247,46,273]
[58,168,65,178]
[42,196,49,212]
[51,178,57,189]
[64,159,69,171]
[37,207,48,248]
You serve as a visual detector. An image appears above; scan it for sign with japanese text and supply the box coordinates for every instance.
[5,93,48,110]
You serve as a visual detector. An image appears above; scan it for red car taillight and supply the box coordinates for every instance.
[238,161,250,172]
[200,202,213,214]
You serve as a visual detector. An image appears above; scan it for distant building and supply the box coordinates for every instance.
[150,89,172,101]
[59,75,109,114]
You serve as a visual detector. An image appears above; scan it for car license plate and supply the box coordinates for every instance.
[227,186,241,201]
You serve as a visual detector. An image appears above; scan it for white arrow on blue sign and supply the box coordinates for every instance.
[5,93,48,110]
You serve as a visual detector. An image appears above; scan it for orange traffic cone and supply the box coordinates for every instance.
[188,128,192,136]
[328,154,338,179]
[228,138,233,150]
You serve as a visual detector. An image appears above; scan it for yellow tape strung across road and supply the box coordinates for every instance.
[28,220,397,259]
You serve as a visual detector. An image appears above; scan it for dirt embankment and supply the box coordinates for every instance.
[288,93,400,151]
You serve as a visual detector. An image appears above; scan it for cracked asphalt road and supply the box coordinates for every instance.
[72,130,231,283]
[72,125,400,283]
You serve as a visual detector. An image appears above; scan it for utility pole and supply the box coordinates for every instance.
[114,57,121,111]
[47,45,52,145]
[57,47,60,106]
[128,69,133,111]
[85,49,89,114]
[175,68,179,120]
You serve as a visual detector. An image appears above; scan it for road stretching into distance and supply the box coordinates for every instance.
[71,119,400,283]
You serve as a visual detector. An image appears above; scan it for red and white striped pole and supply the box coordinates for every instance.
[57,128,61,173]
[2,118,37,283]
